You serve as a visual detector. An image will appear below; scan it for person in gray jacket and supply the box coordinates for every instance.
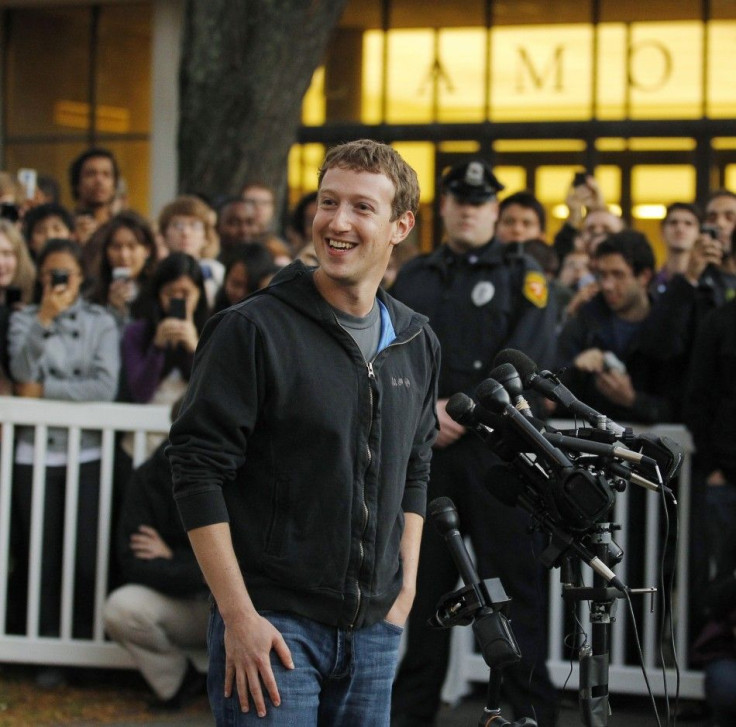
[8,237,119,639]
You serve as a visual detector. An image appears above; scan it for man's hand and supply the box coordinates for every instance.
[595,370,636,408]
[224,612,294,717]
[434,397,466,448]
[129,525,172,560]
[574,347,605,373]
[684,232,724,285]
[384,584,415,628]
[14,381,43,398]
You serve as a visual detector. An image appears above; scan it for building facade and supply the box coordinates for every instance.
[2,0,736,255]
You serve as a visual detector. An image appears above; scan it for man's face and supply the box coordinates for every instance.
[662,209,699,253]
[596,253,649,316]
[218,201,259,245]
[440,193,498,253]
[580,210,624,253]
[705,194,736,251]
[77,156,116,208]
[242,186,275,234]
[312,166,413,292]
[495,203,543,244]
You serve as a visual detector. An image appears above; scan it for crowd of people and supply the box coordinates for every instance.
[1,143,735,725]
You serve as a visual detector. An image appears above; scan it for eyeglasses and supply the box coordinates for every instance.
[170,220,205,232]
[243,197,274,208]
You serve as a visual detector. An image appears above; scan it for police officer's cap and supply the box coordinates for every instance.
[441,160,504,203]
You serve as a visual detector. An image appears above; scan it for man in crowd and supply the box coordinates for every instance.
[168,139,440,726]
[494,190,546,245]
[651,202,701,297]
[556,230,672,425]
[390,160,559,727]
[216,197,261,262]
[68,147,119,225]
[241,182,278,238]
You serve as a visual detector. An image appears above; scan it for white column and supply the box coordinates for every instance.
[149,0,183,218]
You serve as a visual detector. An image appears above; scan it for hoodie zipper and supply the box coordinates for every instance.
[349,326,424,628]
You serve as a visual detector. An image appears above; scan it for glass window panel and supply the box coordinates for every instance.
[596,24,628,120]
[599,0,702,22]
[708,22,736,118]
[493,0,592,25]
[593,166,622,205]
[535,166,581,205]
[386,30,435,123]
[5,8,91,137]
[362,31,384,124]
[287,144,324,196]
[631,165,695,205]
[712,0,736,20]
[490,25,593,121]
[629,22,702,119]
[494,167,527,196]
[722,165,736,192]
[97,4,151,135]
[389,0,486,29]
[437,29,486,123]
[392,142,434,203]
[302,67,326,125]
[339,0,383,30]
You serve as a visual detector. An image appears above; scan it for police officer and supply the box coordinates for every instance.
[390,160,559,727]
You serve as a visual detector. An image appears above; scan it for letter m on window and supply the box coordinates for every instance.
[515,46,564,93]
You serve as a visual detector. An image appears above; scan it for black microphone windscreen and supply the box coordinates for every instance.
[475,378,511,413]
[493,349,538,385]
[445,393,476,426]
[428,497,459,535]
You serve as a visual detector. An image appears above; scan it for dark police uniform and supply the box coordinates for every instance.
[390,161,559,727]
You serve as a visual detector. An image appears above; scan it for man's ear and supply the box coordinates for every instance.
[638,267,653,287]
[391,211,415,247]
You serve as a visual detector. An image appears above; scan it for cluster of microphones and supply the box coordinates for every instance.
[433,348,683,593]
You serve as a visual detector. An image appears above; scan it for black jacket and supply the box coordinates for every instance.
[684,298,736,481]
[391,239,557,400]
[168,262,440,630]
[116,442,206,597]
[556,293,673,425]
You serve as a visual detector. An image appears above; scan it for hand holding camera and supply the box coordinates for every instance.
[38,268,75,326]
[153,297,198,353]
[685,224,725,284]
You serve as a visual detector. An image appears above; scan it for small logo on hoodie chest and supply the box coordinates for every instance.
[391,376,412,389]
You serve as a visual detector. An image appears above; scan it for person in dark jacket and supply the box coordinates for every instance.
[104,440,209,710]
[556,230,672,425]
[390,160,559,727]
[167,140,440,726]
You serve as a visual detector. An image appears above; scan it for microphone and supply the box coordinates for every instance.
[488,363,533,419]
[428,497,479,586]
[445,392,502,431]
[494,349,626,436]
[475,378,573,471]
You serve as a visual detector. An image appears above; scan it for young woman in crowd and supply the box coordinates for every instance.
[120,251,208,405]
[157,196,223,309]
[211,242,276,314]
[8,238,119,643]
[90,211,158,331]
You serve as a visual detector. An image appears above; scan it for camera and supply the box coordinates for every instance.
[0,202,19,223]
[168,297,186,320]
[572,171,588,187]
[51,269,69,287]
[112,267,132,282]
[602,351,626,374]
[701,223,719,239]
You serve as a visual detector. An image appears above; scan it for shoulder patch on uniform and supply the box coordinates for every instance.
[522,271,548,308]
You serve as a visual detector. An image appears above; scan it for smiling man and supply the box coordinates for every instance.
[167,139,440,727]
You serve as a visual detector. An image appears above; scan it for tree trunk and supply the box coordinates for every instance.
[178,0,349,203]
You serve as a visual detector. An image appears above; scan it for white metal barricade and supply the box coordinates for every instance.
[0,401,706,700]
[0,396,171,668]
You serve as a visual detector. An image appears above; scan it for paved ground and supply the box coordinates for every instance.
[98,692,710,727]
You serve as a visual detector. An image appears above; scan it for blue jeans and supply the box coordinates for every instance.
[207,606,402,726]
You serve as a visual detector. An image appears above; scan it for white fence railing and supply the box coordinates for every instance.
[0,400,704,700]
[0,396,171,668]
